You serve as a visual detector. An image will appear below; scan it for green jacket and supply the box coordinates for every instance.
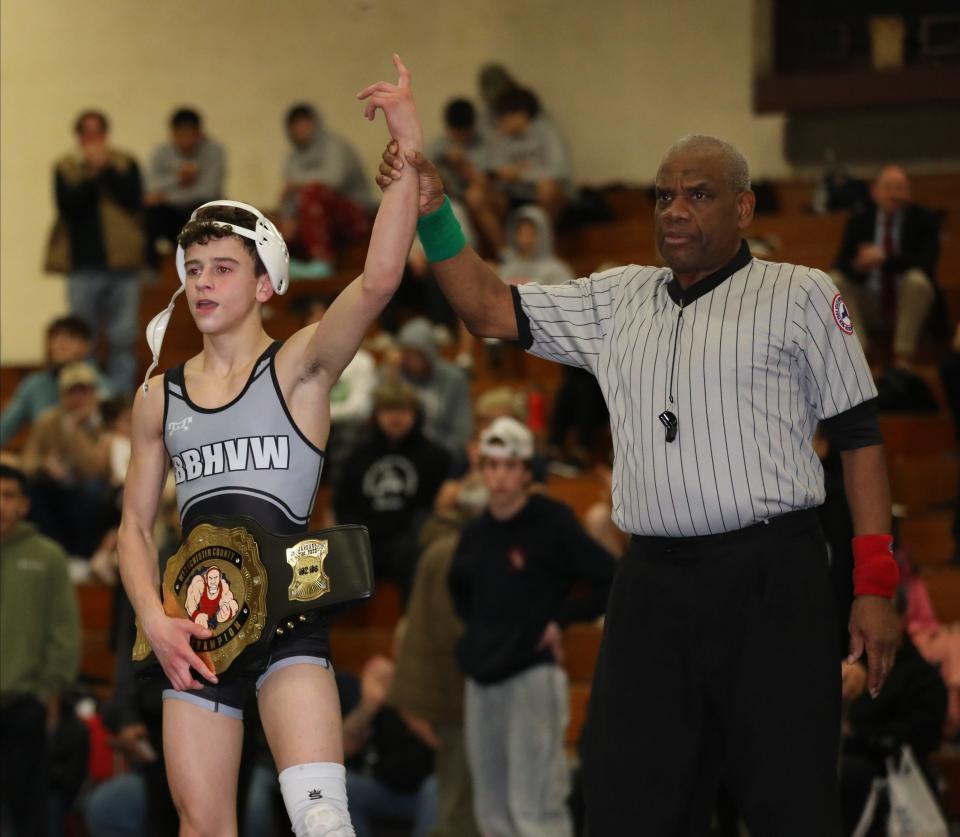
[0,522,81,703]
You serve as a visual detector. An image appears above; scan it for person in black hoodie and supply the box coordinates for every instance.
[334,380,451,595]
[449,417,616,837]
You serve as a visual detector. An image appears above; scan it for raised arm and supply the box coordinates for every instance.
[376,145,517,340]
[278,55,421,392]
[117,377,217,691]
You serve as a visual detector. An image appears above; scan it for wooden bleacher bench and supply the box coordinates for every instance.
[889,453,958,514]
[900,512,956,567]
[922,568,960,624]
[76,582,116,698]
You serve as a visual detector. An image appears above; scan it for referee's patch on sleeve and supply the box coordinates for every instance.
[832,293,855,335]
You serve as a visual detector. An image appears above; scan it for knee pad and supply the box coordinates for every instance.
[296,802,355,837]
[279,762,354,837]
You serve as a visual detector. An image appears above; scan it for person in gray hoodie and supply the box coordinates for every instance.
[144,108,226,266]
[279,103,375,278]
[396,318,473,459]
[499,205,575,287]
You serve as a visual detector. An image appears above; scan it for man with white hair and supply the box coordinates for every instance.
[448,416,615,837]
[831,164,941,368]
[372,123,901,835]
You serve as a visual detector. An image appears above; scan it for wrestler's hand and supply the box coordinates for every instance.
[375,141,445,217]
[847,595,900,698]
[356,54,422,150]
[194,613,209,629]
[144,614,218,691]
[537,621,565,665]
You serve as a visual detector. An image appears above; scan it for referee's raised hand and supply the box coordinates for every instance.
[847,595,900,698]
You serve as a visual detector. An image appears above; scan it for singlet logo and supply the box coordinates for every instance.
[832,293,854,335]
[171,435,290,484]
[168,416,193,435]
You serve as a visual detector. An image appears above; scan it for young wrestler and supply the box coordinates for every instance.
[118,56,420,837]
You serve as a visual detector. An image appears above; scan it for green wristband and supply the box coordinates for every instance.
[416,196,467,263]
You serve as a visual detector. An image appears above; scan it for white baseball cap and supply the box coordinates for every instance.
[479,416,534,460]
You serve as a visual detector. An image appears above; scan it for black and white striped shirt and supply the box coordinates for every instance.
[513,242,877,537]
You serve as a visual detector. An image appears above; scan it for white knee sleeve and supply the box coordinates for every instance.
[278,762,355,837]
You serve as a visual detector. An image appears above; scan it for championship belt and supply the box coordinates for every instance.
[132,515,373,675]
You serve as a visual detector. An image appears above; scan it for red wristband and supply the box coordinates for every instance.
[852,534,899,598]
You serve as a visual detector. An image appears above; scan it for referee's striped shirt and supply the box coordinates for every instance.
[511,241,878,538]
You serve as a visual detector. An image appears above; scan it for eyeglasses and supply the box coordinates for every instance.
[658,410,678,443]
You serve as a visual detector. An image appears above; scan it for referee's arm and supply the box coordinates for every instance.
[376,146,519,340]
[431,246,520,341]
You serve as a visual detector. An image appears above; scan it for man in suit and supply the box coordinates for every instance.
[830,165,940,368]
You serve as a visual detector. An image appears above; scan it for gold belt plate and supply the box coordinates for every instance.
[286,538,331,602]
[132,523,268,674]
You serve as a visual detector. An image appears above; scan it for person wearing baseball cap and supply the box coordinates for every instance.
[449,415,615,836]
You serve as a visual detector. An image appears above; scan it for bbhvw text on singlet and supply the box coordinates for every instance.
[171,435,290,484]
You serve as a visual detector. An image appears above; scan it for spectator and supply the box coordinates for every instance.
[395,317,473,458]
[294,294,378,486]
[499,205,575,287]
[343,654,438,837]
[279,103,374,278]
[427,98,489,203]
[388,496,486,837]
[449,418,616,837]
[435,385,549,517]
[144,107,226,265]
[0,463,81,837]
[333,381,451,593]
[840,589,948,834]
[830,165,941,368]
[0,315,110,446]
[22,361,116,556]
[463,87,571,253]
[476,63,519,133]
[46,109,144,394]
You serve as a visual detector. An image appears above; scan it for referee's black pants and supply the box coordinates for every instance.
[583,509,842,837]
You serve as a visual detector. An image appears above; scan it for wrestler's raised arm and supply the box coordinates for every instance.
[276,54,421,393]
[117,376,218,691]
[375,143,518,340]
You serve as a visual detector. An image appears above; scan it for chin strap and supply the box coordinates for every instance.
[141,285,185,393]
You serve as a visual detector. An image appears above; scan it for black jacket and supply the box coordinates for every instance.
[333,419,451,551]
[834,203,940,285]
[449,494,616,685]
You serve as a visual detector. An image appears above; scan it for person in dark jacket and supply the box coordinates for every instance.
[449,417,616,837]
[840,588,948,834]
[333,380,451,594]
[48,110,144,394]
[830,165,941,368]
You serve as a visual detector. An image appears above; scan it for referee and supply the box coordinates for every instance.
[376,131,900,835]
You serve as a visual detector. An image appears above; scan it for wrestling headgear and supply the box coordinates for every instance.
[141,200,290,392]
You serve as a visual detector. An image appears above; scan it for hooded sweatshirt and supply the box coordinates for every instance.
[396,318,473,457]
[333,415,452,555]
[499,205,576,287]
[0,522,81,703]
[283,114,375,211]
[449,494,615,685]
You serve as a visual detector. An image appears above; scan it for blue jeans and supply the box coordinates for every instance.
[84,763,277,837]
[68,269,140,394]
[347,772,437,837]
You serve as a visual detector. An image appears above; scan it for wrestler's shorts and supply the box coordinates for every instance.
[159,611,331,719]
